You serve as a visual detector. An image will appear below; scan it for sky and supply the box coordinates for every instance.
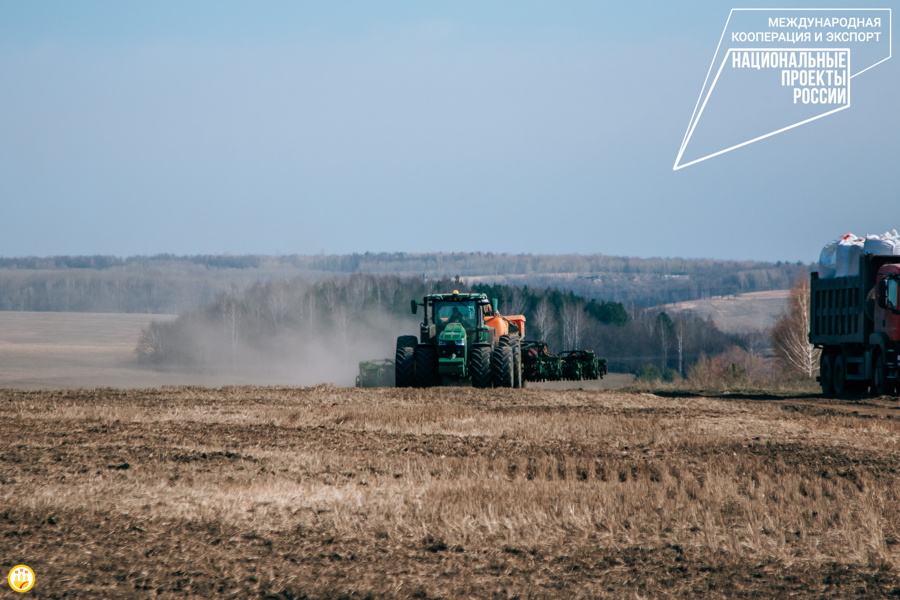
[0,1,897,262]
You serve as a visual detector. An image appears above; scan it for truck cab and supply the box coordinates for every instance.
[875,264,900,341]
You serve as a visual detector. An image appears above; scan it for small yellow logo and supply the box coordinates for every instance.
[8,565,35,592]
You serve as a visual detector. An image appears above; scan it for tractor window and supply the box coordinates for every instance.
[434,302,476,329]
[889,278,898,309]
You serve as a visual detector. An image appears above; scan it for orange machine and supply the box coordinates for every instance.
[485,313,526,341]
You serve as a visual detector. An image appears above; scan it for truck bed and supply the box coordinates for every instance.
[810,255,900,347]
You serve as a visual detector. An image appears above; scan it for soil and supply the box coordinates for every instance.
[2,386,900,599]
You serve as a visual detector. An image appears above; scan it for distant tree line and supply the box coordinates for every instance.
[136,274,753,376]
[0,253,808,314]
[0,270,235,313]
[0,252,807,277]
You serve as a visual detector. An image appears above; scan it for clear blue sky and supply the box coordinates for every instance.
[1,1,897,262]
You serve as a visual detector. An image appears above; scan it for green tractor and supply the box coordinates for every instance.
[395,291,524,388]
[520,340,562,382]
[355,359,395,388]
[560,350,608,381]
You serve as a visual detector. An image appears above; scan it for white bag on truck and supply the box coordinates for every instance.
[864,231,900,256]
[835,238,864,277]
[818,237,842,279]
[819,231,898,278]
[820,234,862,278]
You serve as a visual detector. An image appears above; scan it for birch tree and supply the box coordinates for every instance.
[771,277,819,377]
[222,298,242,372]
[533,297,555,343]
[506,286,527,315]
[560,302,583,350]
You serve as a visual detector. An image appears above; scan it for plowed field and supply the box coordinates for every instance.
[3,386,900,598]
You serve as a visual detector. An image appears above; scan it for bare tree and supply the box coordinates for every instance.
[347,273,369,314]
[136,320,170,363]
[246,282,265,328]
[658,313,670,372]
[306,293,316,365]
[336,304,351,355]
[221,298,242,372]
[506,287,527,315]
[266,283,288,334]
[737,327,771,357]
[321,280,340,316]
[533,297,555,342]
[771,276,819,377]
[560,302,583,350]
[373,276,399,326]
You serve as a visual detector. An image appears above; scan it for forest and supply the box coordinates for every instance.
[0,252,807,313]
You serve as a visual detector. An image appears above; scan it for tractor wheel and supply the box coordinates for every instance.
[470,345,492,389]
[507,335,522,388]
[833,353,848,397]
[395,346,415,388]
[498,335,511,347]
[512,343,523,388]
[415,345,438,388]
[820,353,835,395]
[492,345,514,388]
[874,353,895,397]
[397,335,419,350]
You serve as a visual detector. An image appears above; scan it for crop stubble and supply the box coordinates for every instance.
[2,386,900,598]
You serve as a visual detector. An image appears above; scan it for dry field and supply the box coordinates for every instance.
[666,290,790,333]
[3,386,900,598]
[0,311,184,389]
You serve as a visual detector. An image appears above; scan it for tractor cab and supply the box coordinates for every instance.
[434,301,477,333]
[413,291,495,347]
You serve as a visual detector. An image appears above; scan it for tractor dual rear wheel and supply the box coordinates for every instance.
[415,345,439,388]
[492,345,514,388]
[395,346,415,388]
[508,335,523,388]
[513,345,524,388]
[397,335,419,350]
[470,345,492,389]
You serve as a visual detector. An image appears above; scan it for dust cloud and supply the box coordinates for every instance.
[138,312,412,388]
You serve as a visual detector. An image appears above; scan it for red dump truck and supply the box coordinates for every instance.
[810,254,900,396]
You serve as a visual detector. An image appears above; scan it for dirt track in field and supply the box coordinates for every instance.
[3,386,900,598]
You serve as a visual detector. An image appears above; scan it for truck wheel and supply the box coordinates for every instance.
[874,353,895,397]
[470,345,492,389]
[415,345,438,388]
[492,345,514,388]
[512,344,523,388]
[833,354,848,396]
[395,346,415,388]
[820,353,835,395]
